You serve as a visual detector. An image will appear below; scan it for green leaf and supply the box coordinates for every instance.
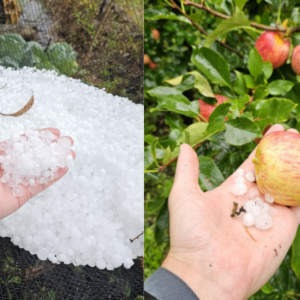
[169,122,208,160]
[165,114,186,131]
[147,197,167,213]
[191,47,231,87]
[204,14,250,47]
[169,129,183,151]
[198,156,225,191]
[234,0,249,9]
[166,74,195,92]
[253,85,269,100]
[262,61,273,80]
[144,146,165,170]
[284,82,300,114]
[243,75,255,89]
[144,135,156,145]
[245,98,297,131]
[230,94,250,116]
[166,71,214,97]
[11,276,22,284]
[144,8,191,24]
[248,48,263,77]
[155,200,169,245]
[225,116,262,146]
[267,80,294,95]
[292,226,300,277]
[234,70,247,95]
[207,103,232,134]
[261,281,274,294]
[148,87,199,118]
[151,138,160,168]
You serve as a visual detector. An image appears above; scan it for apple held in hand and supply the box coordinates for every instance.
[198,95,228,122]
[253,131,300,206]
[255,31,290,69]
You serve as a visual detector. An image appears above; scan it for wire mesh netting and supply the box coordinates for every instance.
[0,0,143,103]
[0,237,144,300]
[0,0,144,299]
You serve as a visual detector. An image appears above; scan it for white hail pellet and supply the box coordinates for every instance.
[244,200,255,212]
[250,205,261,216]
[231,183,248,196]
[233,168,244,179]
[245,171,255,182]
[254,212,272,230]
[265,194,274,203]
[247,186,260,199]
[0,129,73,197]
[243,212,255,227]
[0,67,143,270]
[235,177,245,183]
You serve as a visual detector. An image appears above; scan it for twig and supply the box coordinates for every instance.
[130,231,144,243]
[169,0,244,58]
[184,0,300,35]
[75,0,114,77]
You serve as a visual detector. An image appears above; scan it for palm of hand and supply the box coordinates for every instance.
[163,124,300,300]
[0,128,75,220]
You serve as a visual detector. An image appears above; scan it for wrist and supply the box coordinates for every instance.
[162,252,248,300]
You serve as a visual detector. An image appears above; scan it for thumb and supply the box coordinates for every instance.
[174,144,201,188]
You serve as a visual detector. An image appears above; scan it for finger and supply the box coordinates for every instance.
[174,143,200,187]
[42,127,60,137]
[287,128,299,134]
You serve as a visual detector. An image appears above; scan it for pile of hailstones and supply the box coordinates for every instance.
[229,169,278,230]
[0,130,73,196]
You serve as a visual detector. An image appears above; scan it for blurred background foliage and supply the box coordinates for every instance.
[144,0,300,298]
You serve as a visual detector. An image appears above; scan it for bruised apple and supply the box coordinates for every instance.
[253,131,300,206]
[198,95,228,122]
[255,31,290,69]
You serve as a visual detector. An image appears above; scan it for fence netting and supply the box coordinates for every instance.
[0,0,143,103]
[0,0,144,298]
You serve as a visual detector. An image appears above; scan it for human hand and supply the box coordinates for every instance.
[162,124,300,300]
[0,128,75,220]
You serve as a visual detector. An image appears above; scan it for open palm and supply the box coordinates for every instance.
[162,124,300,300]
[0,128,75,220]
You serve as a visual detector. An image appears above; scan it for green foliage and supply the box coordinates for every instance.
[0,34,78,76]
[144,0,300,297]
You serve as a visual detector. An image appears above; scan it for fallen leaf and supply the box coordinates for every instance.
[0,94,34,117]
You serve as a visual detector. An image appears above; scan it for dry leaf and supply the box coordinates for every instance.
[0,94,34,117]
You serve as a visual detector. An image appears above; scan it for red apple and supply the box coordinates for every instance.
[198,95,228,122]
[152,29,160,41]
[255,31,290,69]
[144,54,151,65]
[253,131,300,206]
[291,45,300,75]
[149,62,157,69]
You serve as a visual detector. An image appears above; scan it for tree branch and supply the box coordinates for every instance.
[184,0,300,34]
[169,0,244,58]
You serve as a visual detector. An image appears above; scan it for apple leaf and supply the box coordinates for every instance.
[204,14,250,48]
[165,114,186,131]
[292,226,300,277]
[261,282,274,294]
[267,80,294,95]
[166,71,214,97]
[192,47,231,87]
[248,48,263,77]
[225,116,262,146]
[148,86,199,118]
[253,85,269,100]
[234,70,247,95]
[144,8,191,24]
[245,98,297,131]
[198,156,225,191]
[262,61,273,79]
